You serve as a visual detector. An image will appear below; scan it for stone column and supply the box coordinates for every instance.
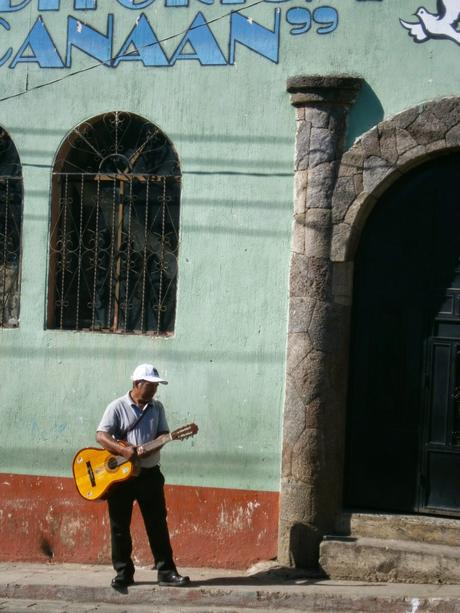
[278,76,362,568]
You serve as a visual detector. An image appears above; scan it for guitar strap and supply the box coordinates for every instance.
[120,404,151,439]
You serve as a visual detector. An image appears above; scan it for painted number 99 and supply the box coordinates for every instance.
[286,6,338,35]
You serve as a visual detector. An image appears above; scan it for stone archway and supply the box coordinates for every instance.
[278,79,460,568]
[332,98,460,262]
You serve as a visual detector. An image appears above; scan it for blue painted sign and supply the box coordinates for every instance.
[0,0,346,68]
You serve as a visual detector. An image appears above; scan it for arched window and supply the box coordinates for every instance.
[0,127,23,328]
[48,112,181,335]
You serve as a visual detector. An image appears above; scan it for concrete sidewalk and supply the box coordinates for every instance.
[1,562,460,612]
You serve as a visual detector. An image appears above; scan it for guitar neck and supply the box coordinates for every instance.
[140,432,173,454]
[133,423,198,457]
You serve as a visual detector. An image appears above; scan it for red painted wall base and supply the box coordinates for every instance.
[0,473,279,569]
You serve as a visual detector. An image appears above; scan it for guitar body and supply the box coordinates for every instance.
[72,423,198,501]
[72,446,138,501]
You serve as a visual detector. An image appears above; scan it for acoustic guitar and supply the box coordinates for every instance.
[72,423,198,501]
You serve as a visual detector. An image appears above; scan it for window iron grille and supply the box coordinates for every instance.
[0,127,23,328]
[48,112,181,335]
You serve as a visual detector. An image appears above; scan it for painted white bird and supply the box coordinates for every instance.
[400,0,460,45]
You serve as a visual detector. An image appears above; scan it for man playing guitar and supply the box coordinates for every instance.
[96,363,191,590]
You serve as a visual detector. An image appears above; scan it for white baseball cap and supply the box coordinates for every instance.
[131,363,168,385]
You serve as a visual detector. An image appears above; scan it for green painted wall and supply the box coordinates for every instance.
[0,0,458,491]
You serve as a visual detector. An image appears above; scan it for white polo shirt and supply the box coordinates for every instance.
[97,392,169,468]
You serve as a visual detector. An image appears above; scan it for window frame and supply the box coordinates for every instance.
[47,111,181,336]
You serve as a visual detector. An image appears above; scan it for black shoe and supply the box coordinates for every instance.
[111,576,135,591]
[158,571,191,587]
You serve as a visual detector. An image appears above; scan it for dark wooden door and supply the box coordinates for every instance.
[344,153,460,516]
[420,277,460,514]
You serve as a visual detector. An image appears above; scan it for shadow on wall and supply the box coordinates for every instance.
[346,82,384,149]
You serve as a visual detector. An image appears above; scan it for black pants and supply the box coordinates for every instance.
[107,466,176,581]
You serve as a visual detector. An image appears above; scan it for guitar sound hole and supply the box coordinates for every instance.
[107,457,118,470]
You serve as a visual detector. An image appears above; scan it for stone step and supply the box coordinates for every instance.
[336,512,460,547]
[319,536,460,584]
